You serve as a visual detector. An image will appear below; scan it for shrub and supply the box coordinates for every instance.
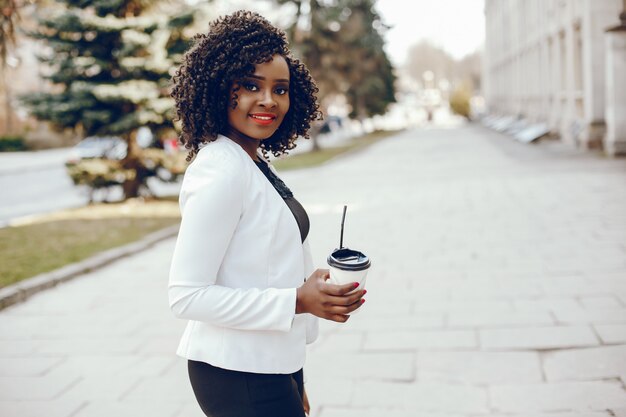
[65,148,188,202]
[449,84,472,120]
[0,136,28,152]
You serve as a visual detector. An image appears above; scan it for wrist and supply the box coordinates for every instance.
[295,286,305,314]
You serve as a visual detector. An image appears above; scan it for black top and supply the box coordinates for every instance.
[254,159,310,243]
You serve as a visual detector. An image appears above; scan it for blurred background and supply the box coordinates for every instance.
[1,1,625,416]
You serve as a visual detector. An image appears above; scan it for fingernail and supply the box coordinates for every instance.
[361,299,366,303]
[363,290,367,295]
[353,283,360,288]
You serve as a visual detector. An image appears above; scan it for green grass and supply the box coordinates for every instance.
[273,129,402,171]
[0,216,179,288]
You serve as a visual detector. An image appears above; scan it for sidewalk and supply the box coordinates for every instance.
[0,148,73,176]
[1,124,625,416]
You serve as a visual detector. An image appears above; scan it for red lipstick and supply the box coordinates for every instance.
[249,113,276,126]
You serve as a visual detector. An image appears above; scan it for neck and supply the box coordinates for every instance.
[223,127,261,161]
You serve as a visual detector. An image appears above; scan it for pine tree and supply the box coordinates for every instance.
[20,0,196,198]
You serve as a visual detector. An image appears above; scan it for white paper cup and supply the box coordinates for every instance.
[327,248,371,314]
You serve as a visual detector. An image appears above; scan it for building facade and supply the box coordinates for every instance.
[483,0,623,152]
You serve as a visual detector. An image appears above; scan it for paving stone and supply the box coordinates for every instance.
[486,413,612,417]
[35,337,144,355]
[541,276,601,297]
[414,299,513,313]
[73,400,183,417]
[0,372,80,401]
[0,340,40,356]
[490,381,626,412]
[318,408,464,417]
[594,323,626,344]
[305,377,354,408]
[307,331,364,353]
[514,297,581,312]
[417,351,542,384]
[345,314,444,330]
[364,329,477,350]
[449,280,543,299]
[121,375,196,401]
[543,345,626,381]
[173,402,207,417]
[480,326,599,350]
[0,399,86,417]
[352,381,488,413]
[0,357,63,377]
[553,307,626,324]
[136,336,181,355]
[51,355,173,378]
[306,352,415,381]
[448,310,554,327]
[579,296,623,309]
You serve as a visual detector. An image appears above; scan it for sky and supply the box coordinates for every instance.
[198,0,486,67]
[374,0,485,65]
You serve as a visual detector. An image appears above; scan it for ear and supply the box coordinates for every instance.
[229,83,240,110]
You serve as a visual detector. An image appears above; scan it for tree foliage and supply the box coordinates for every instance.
[21,0,195,138]
[276,0,396,120]
[20,0,197,198]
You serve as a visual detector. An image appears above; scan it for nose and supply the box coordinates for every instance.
[259,89,277,108]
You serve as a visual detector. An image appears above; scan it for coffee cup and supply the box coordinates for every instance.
[327,247,371,314]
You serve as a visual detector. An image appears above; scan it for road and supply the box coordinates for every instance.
[1,123,625,416]
[0,149,88,225]
[0,148,181,226]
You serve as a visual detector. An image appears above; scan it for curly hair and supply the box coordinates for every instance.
[171,10,321,161]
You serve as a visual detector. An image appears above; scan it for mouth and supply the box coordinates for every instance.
[249,113,277,126]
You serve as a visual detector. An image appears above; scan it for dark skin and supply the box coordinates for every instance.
[296,269,366,321]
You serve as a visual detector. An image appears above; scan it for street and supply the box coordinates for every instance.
[0,148,181,226]
[0,123,625,416]
[0,166,88,226]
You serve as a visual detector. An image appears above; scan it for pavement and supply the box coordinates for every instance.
[0,147,74,176]
[1,123,625,417]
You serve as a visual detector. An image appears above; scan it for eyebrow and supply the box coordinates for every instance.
[247,75,290,83]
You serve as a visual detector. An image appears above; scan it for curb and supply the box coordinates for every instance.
[0,224,180,311]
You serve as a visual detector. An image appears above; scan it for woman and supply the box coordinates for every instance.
[168,10,366,417]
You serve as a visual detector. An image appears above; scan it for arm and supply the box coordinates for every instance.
[168,155,296,332]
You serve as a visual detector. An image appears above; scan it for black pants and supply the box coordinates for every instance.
[188,360,305,417]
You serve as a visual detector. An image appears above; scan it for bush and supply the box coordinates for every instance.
[0,136,28,152]
[449,84,472,120]
[65,148,188,201]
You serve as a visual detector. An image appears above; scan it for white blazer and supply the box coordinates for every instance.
[168,135,319,374]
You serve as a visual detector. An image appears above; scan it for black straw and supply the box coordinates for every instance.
[339,205,347,248]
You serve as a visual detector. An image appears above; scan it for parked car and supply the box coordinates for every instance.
[66,136,126,164]
[66,128,155,164]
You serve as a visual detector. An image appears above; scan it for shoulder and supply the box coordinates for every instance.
[190,137,249,175]
[180,137,250,202]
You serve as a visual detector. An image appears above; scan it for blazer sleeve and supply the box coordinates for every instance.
[303,238,319,344]
[168,154,297,332]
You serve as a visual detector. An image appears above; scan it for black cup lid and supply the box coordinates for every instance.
[327,248,371,271]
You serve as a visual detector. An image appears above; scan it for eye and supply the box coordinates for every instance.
[243,82,259,92]
[275,87,289,95]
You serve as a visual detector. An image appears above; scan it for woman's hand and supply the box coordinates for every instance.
[296,269,366,322]
[302,386,310,415]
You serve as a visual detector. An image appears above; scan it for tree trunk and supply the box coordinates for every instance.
[1,70,13,135]
[308,122,321,151]
[121,130,149,199]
